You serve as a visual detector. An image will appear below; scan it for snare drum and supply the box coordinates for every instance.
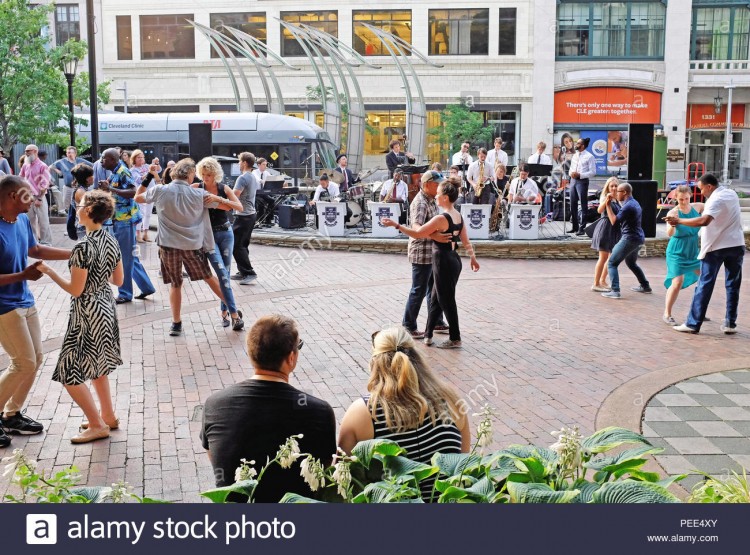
[348,185,365,200]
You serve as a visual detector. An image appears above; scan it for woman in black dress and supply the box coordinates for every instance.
[382,176,479,349]
[39,190,124,444]
[590,177,621,292]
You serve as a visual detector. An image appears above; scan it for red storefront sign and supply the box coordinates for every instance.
[686,104,746,129]
[554,88,662,125]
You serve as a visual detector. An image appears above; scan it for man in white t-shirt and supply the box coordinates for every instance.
[667,173,745,335]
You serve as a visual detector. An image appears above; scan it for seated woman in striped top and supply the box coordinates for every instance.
[338,327,471,499]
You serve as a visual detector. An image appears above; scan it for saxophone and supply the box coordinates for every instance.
[384,178,397,203]
[473,161,486,199]
[489,177,508,232]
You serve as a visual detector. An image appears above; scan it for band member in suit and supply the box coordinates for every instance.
[386,139,415,178]
[486,137,508,170]
[466,148,495,204]
[333,154,359,194]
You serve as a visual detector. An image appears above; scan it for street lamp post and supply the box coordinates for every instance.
[62,56,78,148]
[723,80,735,187]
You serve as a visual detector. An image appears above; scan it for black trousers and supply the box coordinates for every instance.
[569,178,589,229]
[425,249,463,341]
[232,214,257,276]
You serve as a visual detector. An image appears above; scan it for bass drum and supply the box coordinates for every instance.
[345,200,363,228]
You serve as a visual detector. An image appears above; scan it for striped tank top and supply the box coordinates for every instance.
[366,397,463,500]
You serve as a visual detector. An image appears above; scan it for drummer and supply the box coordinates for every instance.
[380,169,409,224]
[333,154,359,193]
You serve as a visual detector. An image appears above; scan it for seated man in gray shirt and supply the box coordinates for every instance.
[134,158,232,337]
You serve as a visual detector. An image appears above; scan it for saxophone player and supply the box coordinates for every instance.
[466,148,495,204]
[380,168,409,224]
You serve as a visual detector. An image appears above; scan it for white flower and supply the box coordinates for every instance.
[2,448,37,480]
[105,481,132,503]
[473,405,495,450]
[299,456,325,491]
[549,426,583,470]
[234,459,258,482]
[277,436,302,469]
[332,459,352,499]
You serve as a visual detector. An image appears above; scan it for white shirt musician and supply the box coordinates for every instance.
[252,158,270,187]
[527,141,552,166]
[451,142,473,166]
[466,148,495,204]
[380,175,409,203]
[486,137,509,169]
[508,165,540,204]
[312,177,340,204]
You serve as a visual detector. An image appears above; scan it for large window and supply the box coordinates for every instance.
[353,10,411,56]
[498,8,517,55]
[557,1,665,59]
[691,6,750,60]
[280,11,338,57]
[428,9,488,55]
[365,110,406,154]
[140,15,195,60]
[117,16,132,60]
[210,13,266,58]
[55,4,80,46]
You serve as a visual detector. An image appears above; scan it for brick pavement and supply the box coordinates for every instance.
[1,224,749,501]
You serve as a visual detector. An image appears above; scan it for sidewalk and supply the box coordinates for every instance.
[0,223,748,501]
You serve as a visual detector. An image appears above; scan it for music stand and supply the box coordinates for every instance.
[527,164,553,178]
[454,163,470,197]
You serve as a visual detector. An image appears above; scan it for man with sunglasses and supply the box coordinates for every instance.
[601,182,651,299]
[200,314,336,502]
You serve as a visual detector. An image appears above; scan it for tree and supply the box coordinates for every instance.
[428,102,495,163]
[0,0,110,156]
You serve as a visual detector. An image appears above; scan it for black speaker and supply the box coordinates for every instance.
[627,124,654,181]
[278,204,306,229]
[629,180,658,238]
[188,123,212,161]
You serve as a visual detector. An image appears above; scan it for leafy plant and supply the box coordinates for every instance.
[428,101,495,163]
[688,469,750,503]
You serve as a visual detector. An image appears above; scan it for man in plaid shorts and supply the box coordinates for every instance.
[135,158,233,337]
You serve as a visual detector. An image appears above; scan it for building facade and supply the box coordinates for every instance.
[45,0,750,182]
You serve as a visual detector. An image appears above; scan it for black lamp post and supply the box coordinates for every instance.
[62,56,78,147]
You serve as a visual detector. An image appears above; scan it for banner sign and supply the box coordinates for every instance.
[554,88,662,125]
[686,104,746,129]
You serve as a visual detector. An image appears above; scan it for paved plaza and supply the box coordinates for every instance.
[1,224,749,502]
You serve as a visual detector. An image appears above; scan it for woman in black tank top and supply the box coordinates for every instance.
[382,178,480,349]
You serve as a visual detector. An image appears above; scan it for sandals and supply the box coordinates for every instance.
[663,316,677,325]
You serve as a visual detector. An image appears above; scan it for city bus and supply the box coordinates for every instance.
[78,112,339,184]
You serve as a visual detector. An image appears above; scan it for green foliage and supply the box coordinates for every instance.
[428,101,494,162]
[200,480,258,503]
[688,469,750,503]
[0,1,111,153]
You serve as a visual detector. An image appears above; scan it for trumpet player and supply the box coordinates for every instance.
[466,148,495,204]
[386,139,415,178]
[508,163,541,204]
[451,142,473,166]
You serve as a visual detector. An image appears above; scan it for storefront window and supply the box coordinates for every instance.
[557,1,665,59]
[280,11,338,57]
[691,6,750,60]
[365,110,406,154]
[140,15,195,60]
[486,111,518,166]
[117,16,132,61]
[210,13,266,58]
[428,9,488,55]
[353,11,412,56]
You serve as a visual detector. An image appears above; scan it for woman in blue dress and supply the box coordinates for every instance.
[663,185,703,325]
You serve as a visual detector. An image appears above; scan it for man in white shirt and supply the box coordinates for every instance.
[486,137,509,169]
[568,137,597,235]
[527,141,552,166]
[466,148,494,204]
[451,142,473,166]
[252,157,269,188]
[380,169,409,223]
[667,173,745,335]
[508,164,540,203]
[311,173,340,204]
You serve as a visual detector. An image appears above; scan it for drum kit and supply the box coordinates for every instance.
[328,168,377,228]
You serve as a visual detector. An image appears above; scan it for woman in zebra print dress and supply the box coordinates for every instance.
[39,190,124,444]
[338,327,471,500]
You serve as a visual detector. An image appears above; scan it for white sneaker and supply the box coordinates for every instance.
[673,324,698,334]
[720,324,737,335]
[423,336,434,346]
